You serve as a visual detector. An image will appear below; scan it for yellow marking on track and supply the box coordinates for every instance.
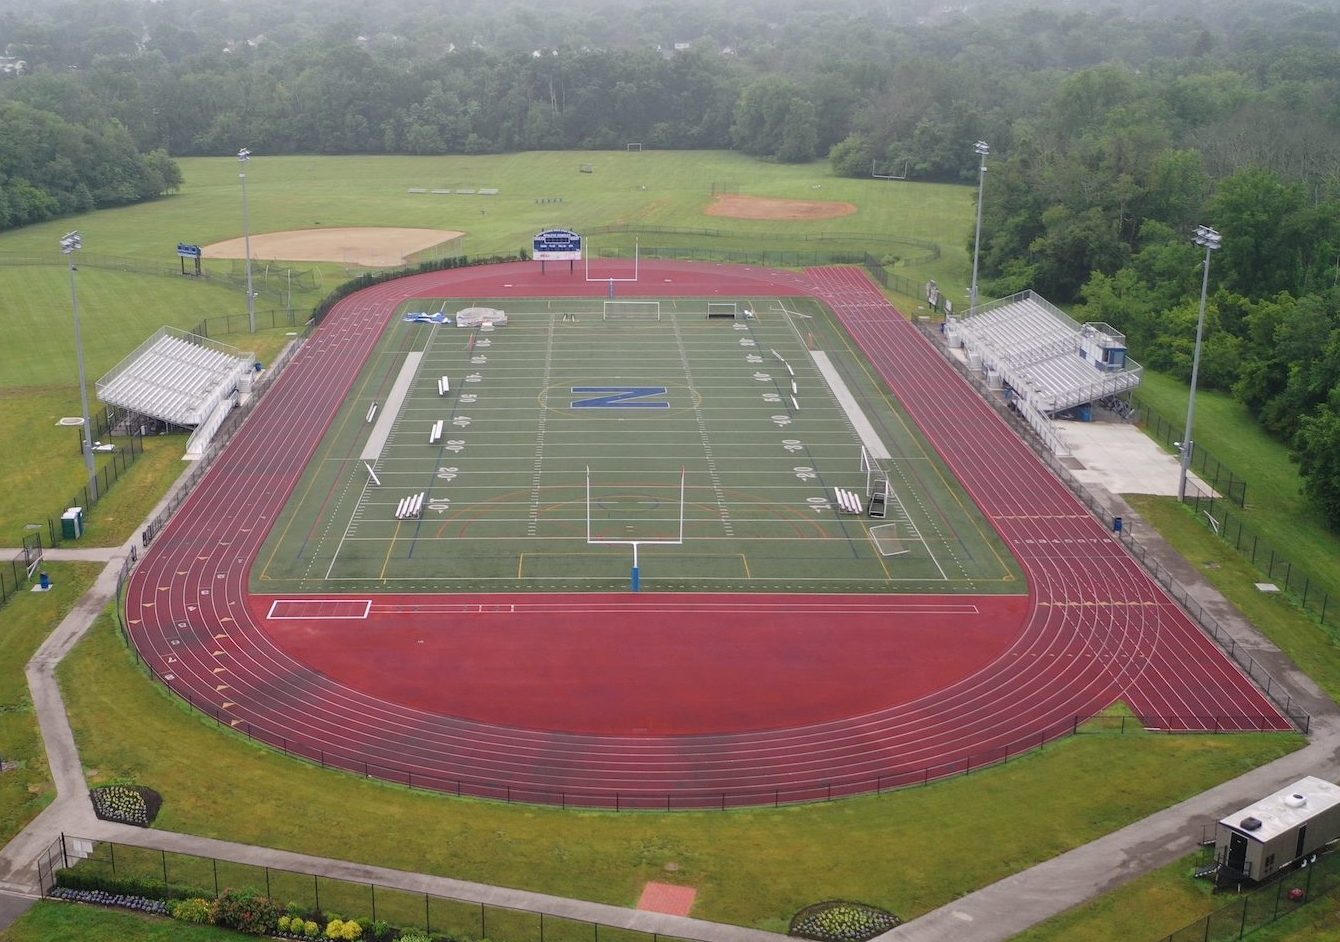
[221,702,236,709]
[220,616,234,623]
[212,667,227,674]
[142,602,155,608]
[229,719,243,727]
[212,650,226,657]
[158,586,169,591]
[176,570,188,576]
[128,619,140,625]
[215,684,231,692]
[197,555,210,561]
[213,633,228,639]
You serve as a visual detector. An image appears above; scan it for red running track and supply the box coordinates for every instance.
[124,261,1290,809]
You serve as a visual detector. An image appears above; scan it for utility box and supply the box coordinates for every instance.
[1214,776,1340,883]
[60,507,84,540]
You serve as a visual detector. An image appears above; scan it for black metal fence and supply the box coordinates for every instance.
[862,254,935,300]
[913,321,1312,735]
[0,532,44,605]
[0,251,318,302]
[10,408,147,552]
[1131,392,1247,507]
[187,309,306,339]
[1182,489,1340,633]
[1155,849,1340,942]
[39,833,707,942]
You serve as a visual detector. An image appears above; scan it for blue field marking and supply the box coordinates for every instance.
[570,386,670,409]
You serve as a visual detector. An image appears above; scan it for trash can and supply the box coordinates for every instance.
[1112,516,1123,533]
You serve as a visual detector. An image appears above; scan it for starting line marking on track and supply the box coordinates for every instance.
[267,599,373,620]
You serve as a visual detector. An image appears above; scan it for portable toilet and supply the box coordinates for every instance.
[1213,776,1340,883]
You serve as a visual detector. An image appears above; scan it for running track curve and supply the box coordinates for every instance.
[125,261,1290,809]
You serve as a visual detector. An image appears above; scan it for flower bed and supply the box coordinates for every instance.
[789,900,900,942]
[89,784,162,826]
[49,885,170,915]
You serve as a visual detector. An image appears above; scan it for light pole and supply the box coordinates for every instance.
[969,140,990,313]
[61,230,98,502]
[1178,224,1222,501]
[238,147,256,333]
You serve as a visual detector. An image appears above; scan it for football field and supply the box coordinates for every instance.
[255,295,1022,593]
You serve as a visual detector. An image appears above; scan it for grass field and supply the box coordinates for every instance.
[257,295,1019,594]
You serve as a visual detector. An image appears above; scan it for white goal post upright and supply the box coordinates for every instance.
[585,238,640,283]
[585,465,687,591]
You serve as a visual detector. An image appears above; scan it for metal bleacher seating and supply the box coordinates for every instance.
[948,290,1141,418]
[96,327,255,430]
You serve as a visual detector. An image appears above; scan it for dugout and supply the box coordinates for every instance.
[1213,776,1340,883]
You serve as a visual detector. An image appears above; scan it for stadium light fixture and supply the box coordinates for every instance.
[969,140,990,313]
[1178,225,1222,501]
[238,148,255,333]
[61,230,99,502]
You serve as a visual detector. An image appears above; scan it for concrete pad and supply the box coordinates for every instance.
[1054,420,1216,497]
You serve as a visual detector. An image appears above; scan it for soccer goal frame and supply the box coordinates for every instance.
[603,300,661,322]
[626,142,643,152]
[872,158,910,180]
[706,301,739,319]
[586,466,686,591]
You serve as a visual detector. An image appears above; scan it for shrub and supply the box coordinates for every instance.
[326,918,346,939]
[304,920,320,938]
[396,932,431,942]
[341,920,363,940]
[171,897,215,924]
[55,868,207,901]
[214,887,281,935]
[279,915,293,932]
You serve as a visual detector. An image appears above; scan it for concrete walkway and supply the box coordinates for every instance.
[0,471,1336,940]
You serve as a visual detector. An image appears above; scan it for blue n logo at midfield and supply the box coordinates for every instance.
[570,386,670,409]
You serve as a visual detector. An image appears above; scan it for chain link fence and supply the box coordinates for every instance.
[1130,391,1247,507]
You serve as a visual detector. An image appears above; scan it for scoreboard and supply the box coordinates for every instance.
[533,228,582,261]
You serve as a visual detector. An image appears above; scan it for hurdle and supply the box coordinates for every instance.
[429,419,444,444]
[365,403,378,423]
[395,497,409,518]
[438,376,451,395]
[835,488,863,514]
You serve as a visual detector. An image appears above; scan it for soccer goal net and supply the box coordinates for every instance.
[603,300,661,322]
[706,301,739,319]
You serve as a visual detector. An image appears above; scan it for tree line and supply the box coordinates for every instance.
[3,0,1340,523]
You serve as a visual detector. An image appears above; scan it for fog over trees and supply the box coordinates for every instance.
[4,0,1340,521]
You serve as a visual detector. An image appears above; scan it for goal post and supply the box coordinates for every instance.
[626,142,643,152]
[603,300,661,322]
[706,301,739,319]
[585,465,686,591]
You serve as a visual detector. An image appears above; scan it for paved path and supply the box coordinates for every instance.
[1,424,1336,941]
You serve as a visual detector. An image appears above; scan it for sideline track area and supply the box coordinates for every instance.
[124,260,1291,808]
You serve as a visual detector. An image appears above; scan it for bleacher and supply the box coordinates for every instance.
[947,290,1141,420]
[96,327,254,438]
